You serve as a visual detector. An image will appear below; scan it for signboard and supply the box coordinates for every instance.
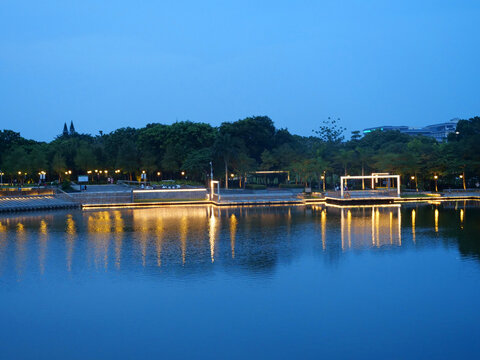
[78,175,89,183]
[141,173,147,180]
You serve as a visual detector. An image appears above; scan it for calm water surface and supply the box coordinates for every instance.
[0,202,479,359]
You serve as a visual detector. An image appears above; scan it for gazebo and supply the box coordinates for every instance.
[340,173,401,199]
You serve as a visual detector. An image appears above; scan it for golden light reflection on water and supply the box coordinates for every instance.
[1,202,471,276]
[155,216,163,267]
[411,209,416,243]
[114,211,124,269]
[209,212,217,263]
[87,211,113,270]
[65,214,76,271]
[38,220,48,274]
[230,214,237,259]
[0,221,7,275]
[321,210,326,251]
[340,206,402,250]
[16,223,26,277]
[180,216,188,265]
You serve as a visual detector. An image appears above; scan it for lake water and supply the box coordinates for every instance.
[0,202,479,359]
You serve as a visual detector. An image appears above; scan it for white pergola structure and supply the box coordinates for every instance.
[210,180,221,201]
[340,174,401,198]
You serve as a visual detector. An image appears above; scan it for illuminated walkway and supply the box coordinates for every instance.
[0,195,78,212]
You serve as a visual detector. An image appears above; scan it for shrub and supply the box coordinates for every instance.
[61,180,73,191]
[279,183,304,189]
[245,184,267,190]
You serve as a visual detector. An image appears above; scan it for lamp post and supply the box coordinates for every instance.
[411,175,418,191]
[460,173,466,191]
[434,175,438,192]
[321,174,325,192]
[0,171,3,188]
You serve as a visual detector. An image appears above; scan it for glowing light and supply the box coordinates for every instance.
[321,209,326,250]
[411,209,416,243]
[209,212,216,263]
[230,214,237,259]
[434,208,439,232]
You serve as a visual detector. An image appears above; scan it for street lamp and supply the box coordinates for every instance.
[321,174,325,192]
[433,175,438,192]
[410,175,418,191]
[460,173,466,190]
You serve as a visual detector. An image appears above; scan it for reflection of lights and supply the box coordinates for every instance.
[434,208,439,233]
[321,210,327,250]
[398,207,402,246]
[347,210,352,248]
[180,216,188,265]
[16,223,26,276]
[460,209,464,223]
[114,211,124,269]
[209,213,216,263]
[38,220,48,274]
[230,214,237,259]
[155,217,164,267]
[66,214,76,272]
[411,209,416,243]
[389,211,393,245]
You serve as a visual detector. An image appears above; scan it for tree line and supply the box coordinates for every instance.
[0,115,479,191]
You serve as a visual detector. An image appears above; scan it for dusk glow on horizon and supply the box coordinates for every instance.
[1,1,479,141]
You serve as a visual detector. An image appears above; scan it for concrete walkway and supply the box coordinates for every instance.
[0,195,78,212]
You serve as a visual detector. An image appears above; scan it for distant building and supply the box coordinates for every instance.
[363,118,459,142]
[62,122,69,136]
[61,121,77,137]
[69,121,76,135]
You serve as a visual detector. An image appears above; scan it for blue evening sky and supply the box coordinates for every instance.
[1,1,479,141]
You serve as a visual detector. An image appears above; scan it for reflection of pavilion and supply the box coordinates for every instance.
[333,205,402,250]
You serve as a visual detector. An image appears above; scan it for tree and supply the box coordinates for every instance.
[74,145,97,172]
[52,153,67,181]
[313,117,346,143]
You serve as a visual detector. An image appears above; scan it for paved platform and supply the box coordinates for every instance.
[0,195,78,212]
